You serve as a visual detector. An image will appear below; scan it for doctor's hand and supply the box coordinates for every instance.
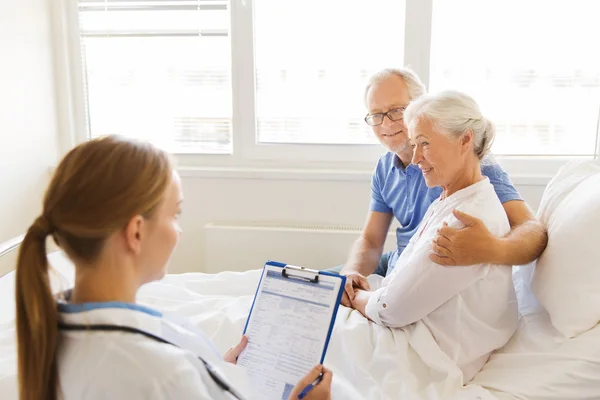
[339,271,370,308]
[288,364,333,400]
[223,335,248,364]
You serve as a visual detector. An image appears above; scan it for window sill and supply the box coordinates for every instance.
[177,166,554,185]
[177,166,373,182]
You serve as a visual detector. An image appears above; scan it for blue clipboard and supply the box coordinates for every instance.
[242,260,346,366]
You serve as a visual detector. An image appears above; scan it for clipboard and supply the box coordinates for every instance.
[238,261,346,400]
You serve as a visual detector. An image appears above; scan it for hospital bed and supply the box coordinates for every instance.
[1,160,600,399]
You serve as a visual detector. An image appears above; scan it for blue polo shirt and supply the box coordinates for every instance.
[370,152,522,275]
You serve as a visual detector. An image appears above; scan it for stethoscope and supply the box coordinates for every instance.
[58,322,245,400]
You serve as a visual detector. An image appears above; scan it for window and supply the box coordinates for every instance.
[68,0,599,167]
[77,0,232,154]
[429,0,600,156]
[254,0,405,145]
[74,0,404,159]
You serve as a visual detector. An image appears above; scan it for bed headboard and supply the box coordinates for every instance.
[0,235,24,277]
[0,235,24,259]
[0,235,74,291]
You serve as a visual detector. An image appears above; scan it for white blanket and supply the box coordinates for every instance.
[133,270,497,400]
[0,262,497,400]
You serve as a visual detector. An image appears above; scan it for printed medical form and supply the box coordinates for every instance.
[238,264,344,400]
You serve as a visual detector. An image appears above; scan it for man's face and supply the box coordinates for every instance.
[365,75,412,156]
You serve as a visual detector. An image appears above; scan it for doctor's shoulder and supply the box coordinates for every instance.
[58,334,214,399]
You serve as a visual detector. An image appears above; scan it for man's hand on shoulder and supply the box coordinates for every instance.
[429,209,498,266]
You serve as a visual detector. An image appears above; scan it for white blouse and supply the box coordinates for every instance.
[365,177,518,381]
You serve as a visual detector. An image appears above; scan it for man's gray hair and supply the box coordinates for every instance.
[403,90,495,161]
[364,68,427,104]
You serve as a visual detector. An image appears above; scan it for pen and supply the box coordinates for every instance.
[298,375,323,399]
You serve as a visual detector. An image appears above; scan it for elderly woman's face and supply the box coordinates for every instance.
[409,117,466,188]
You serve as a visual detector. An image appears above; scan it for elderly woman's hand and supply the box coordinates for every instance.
[350,289,374,320]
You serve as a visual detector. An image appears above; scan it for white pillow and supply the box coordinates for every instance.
[531,160,600,338]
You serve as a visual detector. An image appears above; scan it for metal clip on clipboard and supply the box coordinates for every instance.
[282,265,320,283]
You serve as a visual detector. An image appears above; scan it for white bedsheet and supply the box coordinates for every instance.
[469,265,600,400]
[2,255,598,399]
[0,255,498,400]
[133,271,498,400]
[470,309,600,399]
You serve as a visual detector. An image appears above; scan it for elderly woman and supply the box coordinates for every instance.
[350,91,518,381]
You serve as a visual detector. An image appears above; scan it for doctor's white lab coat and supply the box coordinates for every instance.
[57,301,253,399]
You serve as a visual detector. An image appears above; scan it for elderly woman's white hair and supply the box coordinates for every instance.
[403,90,495,160]
[364,68,427,103]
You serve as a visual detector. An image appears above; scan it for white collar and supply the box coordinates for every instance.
[438,177,490,205]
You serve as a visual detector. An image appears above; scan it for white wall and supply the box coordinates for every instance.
[0,0,59,275]
[169,174,546,274]
[0,0,550,277]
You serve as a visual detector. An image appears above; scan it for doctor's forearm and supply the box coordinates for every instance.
[492,220,548,265]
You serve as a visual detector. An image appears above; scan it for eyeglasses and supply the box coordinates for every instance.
[364,107,407,126]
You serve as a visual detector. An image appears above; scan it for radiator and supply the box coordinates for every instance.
[203,222,397,273]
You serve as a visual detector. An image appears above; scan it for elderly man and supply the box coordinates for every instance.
[339,68,548,307]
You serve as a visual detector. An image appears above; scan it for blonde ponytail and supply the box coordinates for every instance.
[16,216,59,400]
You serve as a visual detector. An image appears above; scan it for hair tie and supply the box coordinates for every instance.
[30,215,55,239]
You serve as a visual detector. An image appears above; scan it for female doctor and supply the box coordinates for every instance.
[15,136,332,400]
